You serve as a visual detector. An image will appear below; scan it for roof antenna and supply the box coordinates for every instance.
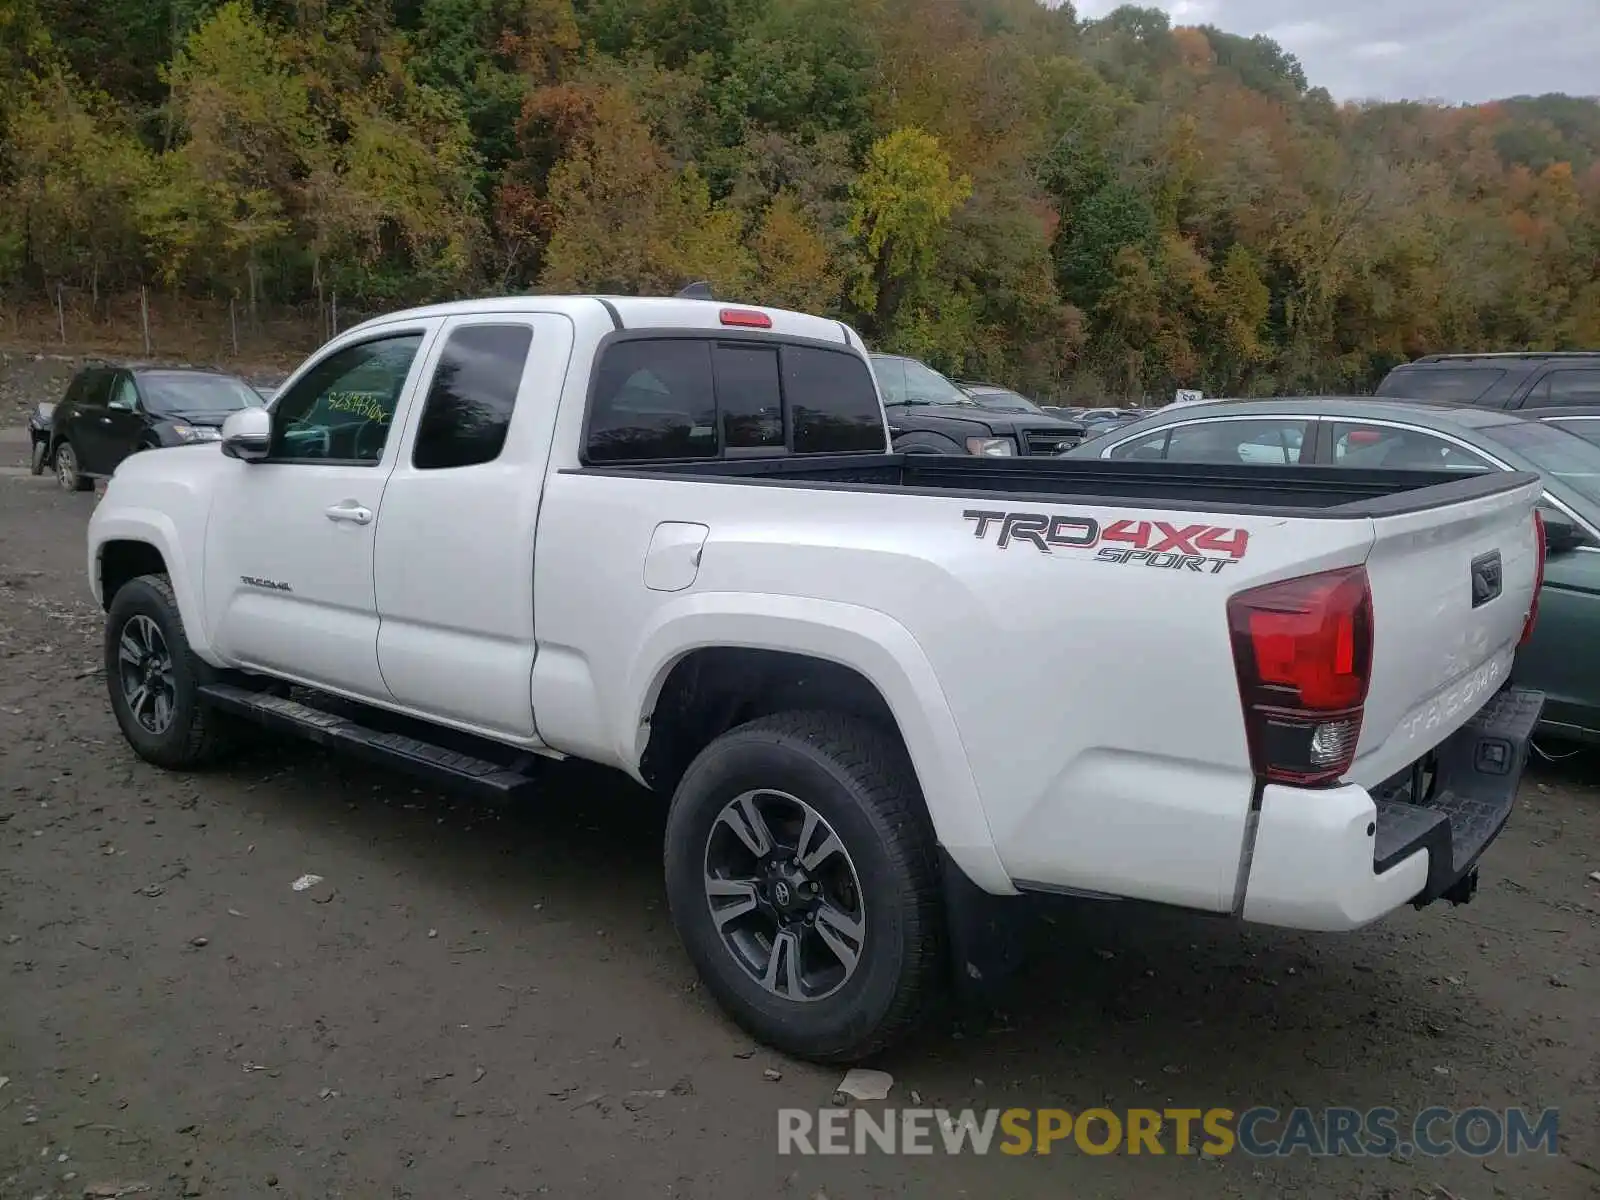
[676,280,715,301]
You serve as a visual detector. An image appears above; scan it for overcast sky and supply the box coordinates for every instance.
[1074,0,1599,104]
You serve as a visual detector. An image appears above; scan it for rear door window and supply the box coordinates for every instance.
[411,324,534,470]
[1329,422,1493,472]
[1109,418,1310,464]
[1538,369,1600,408]
[586,338,884,463]
[1376,366,1504,404]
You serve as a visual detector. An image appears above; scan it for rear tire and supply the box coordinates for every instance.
[105,574,238,769]
[54,439,93,491]
[664,710,944,1063]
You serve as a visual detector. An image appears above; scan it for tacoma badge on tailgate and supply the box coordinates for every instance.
[964,510,1249,574]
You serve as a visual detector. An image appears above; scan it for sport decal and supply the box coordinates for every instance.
[963,510,1250,574]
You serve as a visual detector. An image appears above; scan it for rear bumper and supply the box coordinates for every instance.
[1239,687,1544,932]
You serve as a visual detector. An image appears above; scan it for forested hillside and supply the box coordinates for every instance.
[3,0,1598,398]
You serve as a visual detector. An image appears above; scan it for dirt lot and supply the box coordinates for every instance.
[1,464,1598,1200]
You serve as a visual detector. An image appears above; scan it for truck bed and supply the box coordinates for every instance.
[573,454,1540,518]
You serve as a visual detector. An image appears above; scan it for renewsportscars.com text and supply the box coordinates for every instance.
[777,1106,1561,1158]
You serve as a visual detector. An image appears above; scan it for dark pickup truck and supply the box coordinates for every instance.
[868,353,1085,456]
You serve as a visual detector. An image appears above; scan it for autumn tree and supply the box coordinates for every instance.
[847,126,971,331]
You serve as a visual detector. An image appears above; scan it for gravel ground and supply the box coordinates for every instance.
[1,464,1598,1200]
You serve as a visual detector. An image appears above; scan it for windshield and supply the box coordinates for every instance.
[872,356,974,407]
[970,389,1043,414]
[1478,419,1600,506]
[139,372,264,416]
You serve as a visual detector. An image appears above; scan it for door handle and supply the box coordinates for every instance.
[324,502,373,525]
[100,416,113,424]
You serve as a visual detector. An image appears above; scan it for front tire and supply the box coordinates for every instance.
[105,574,236,769]
[54,439,93,491]
[664,711,944,1063]
[30,438,48,475]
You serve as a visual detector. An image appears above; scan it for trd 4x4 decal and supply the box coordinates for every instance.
[963,509,1249,574]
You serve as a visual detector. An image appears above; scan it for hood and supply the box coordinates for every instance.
[155,409,238,427]
[886,402,1000,426]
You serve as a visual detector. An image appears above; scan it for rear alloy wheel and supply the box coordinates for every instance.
[664,710,944,1063]
[54,440,93,492]
[702,788,868,1003]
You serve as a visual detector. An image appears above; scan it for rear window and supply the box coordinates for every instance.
[585,338,884,463]
[1375,366,1504,404]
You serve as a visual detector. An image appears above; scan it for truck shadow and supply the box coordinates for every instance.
[217,736,1590,1122]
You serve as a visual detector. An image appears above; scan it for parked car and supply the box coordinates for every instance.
[870,354,1085,454]
[89,297,1544,1062]
[1517,405,1600,449]
[1376,351,1600,409]
[1075,409,1145,443]
[1066,396,1599,742]
[45,363,266,492]
[27,399,55,475]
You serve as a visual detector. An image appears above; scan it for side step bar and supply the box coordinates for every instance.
[198,682,540,800]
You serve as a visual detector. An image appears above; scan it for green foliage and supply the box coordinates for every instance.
[847,127,971,318]
[1056,179,1156,306]
[1,0,1598,401]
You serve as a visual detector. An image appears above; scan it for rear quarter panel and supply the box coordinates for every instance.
[530,471,1385,910]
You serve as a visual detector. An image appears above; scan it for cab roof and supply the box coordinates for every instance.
[345,294,860,350]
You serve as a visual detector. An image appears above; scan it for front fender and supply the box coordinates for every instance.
[624,591,1015,895]
[87,503,221,666]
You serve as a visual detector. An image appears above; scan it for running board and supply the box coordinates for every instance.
[198,682,540,799]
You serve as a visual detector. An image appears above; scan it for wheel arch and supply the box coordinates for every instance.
[892,430,965,455]
[90,514,220,664]
[625,597,1013,894]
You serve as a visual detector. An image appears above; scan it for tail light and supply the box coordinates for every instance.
[1520,509,1546,648]
[1228,566,1374,787]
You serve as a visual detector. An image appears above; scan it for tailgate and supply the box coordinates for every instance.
[1351,474,1543,786]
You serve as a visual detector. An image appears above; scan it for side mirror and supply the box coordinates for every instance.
[1541,509,1588,556]
[220,407,272,462]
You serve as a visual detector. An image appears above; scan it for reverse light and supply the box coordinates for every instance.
[1521,509,1546,648]
[719,308,772,329]
[1228,565,1374,787]
[965,436,1016,456]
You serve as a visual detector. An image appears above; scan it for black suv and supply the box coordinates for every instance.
[1376,352,1600,410]
[869,355,1085,455]
[42,362,265,491]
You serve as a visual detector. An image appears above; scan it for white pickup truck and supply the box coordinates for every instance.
[88,294,1547,1061]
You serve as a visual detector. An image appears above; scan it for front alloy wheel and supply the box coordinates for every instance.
[104,573,239,769]
[54,440,92,491]
[704,789,867,1002]
[116,613,177,735]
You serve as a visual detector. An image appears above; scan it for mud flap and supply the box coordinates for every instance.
[940,850,1029,1000]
